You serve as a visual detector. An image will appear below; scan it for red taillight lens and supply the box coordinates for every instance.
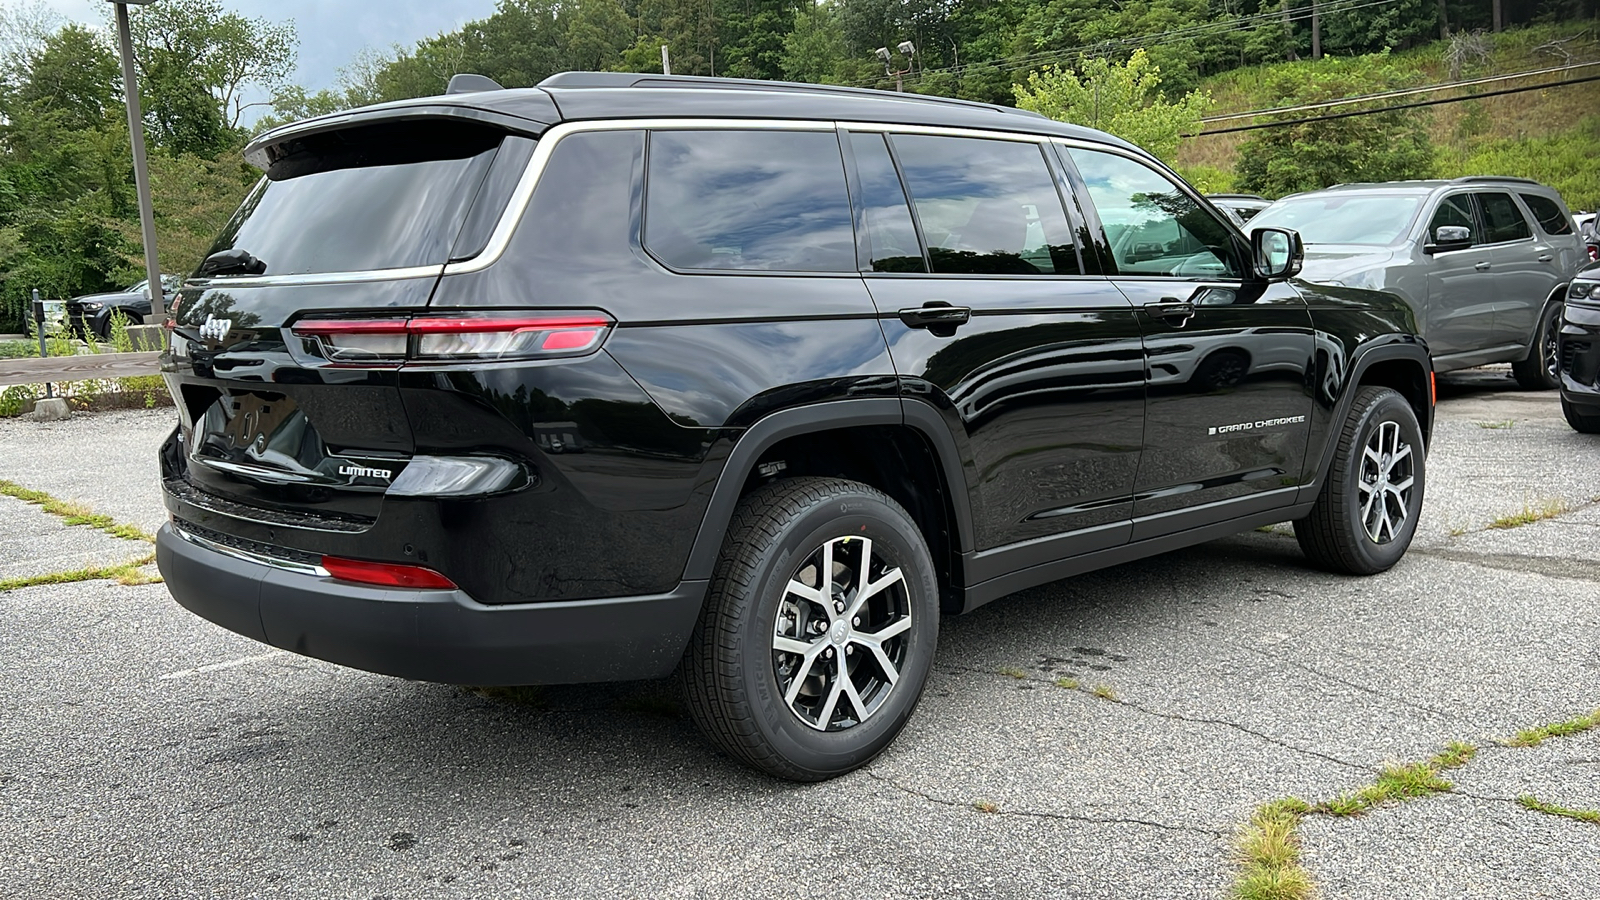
[322,556,457,590]
[290,312,612,364]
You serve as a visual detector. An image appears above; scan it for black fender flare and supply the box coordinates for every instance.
[680,397,976,582]
[1299,337,1433,505]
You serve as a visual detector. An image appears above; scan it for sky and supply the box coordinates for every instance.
[35,0,502,91]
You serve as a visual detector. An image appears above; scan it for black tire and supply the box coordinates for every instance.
[680,477,939,781]
[1295,386,1426,575]
[1563,397,1600,434]
[1511,302,1562,391]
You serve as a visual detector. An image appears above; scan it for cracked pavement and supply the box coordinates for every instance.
[1,366,1597,899]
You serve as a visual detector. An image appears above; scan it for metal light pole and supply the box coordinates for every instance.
[876,42,916,92]
[107,0,165,323]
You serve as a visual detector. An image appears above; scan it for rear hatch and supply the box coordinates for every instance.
[164,113,541,526]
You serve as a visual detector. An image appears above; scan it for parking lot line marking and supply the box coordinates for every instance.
[160,650,285,681]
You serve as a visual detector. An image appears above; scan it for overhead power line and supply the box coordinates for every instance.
[1202,59,1600,123]
[1192,72,1600,135]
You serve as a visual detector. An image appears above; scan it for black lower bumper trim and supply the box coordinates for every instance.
[156,524,707,685]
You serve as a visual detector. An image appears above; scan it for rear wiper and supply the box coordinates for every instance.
[198,248,267,277]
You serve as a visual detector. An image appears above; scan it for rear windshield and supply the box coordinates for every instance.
[1251,194,1422,246]
[203,122,505,277]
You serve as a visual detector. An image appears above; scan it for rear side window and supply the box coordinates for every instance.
[1519,194,1573,235]
[208,122,504,277]
[846,132,926,273]
[1476,192,1532,243]
[891,134,1081,276]
[644,130,855,273]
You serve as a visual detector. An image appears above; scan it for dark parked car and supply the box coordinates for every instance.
[1208,193,1271,227]
[1559,260,1600,432]
[1252,179,1584,390]
[67,275,183,340]
[156,72,1434,781]
[1579,215,1599,264]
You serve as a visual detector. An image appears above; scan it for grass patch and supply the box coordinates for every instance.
[1505,710,1600,748]
[972,799,1000,814]
[1316,743,1475,817]
[0,479,155,543]
[0,553,159,591]
[1518,795,1600,826]
[1232,799,1315,900]
[1487,499,1571,531]
[1475,420,1515,430]
[0,340,41,359]
[1091,684,1118,701]
[998,667,1027,679]
[1054,677,1080,690]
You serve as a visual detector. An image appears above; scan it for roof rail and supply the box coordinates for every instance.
[536,71,1046,119]
[1449,175,1541,186]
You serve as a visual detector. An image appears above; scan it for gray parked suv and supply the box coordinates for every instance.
[1252,177,1584,389]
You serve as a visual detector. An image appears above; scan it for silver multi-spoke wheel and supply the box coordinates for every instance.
[1357,420,1414,544]
[772,535,911,732]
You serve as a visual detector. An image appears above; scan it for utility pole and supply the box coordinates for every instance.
[661,44,671,76]
[875,42,916,93]
[1311,0,1322,60]
[107,0,165,325]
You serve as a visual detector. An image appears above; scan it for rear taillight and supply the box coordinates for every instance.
[291,312,613,365]
[322,556,457,590]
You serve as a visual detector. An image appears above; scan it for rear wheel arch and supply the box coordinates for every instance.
[682,399,972,613]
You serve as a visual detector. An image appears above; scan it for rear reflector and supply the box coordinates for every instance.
[322,556,457,590]
[291,311,613,364]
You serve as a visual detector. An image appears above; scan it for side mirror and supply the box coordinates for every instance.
[1425,225,1472,254]
[1252,226,1303,280]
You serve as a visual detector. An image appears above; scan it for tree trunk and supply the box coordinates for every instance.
[1493,0,1503,31]
[1437,0,1448,39]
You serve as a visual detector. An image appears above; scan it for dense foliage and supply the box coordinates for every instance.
[0,0,1593,331]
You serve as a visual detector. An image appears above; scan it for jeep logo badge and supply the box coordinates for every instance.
[199,315,233,342]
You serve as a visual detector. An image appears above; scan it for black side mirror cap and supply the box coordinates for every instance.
[1251,226,1303,280]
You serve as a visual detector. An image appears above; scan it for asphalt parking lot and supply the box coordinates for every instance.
[2,367,1597,899]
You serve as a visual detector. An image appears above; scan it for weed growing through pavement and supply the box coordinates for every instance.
[1474,420,1515,429]
[1488,498,1571,530]
[972,800,1000,814]
[1091,684,1118,701]
[0,553,159,591]
[1230,712,1600,899]
[0,479,154,543]
[998,667,1027,679]
[1054,677,1080,690]
[1517,795,1600,826]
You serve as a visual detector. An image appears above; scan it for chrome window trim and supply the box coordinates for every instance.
[203,117,1095,287]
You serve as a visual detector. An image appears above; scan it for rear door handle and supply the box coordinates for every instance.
[1144,299,1196,326]
[899,303,972,331]
[1474,261,1492,271]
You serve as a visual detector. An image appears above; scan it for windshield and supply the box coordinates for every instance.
[203,121,505,278]
[1252,195,1423,246]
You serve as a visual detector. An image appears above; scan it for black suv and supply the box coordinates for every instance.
[1560,260,1600,432]
[157,73,1434,781]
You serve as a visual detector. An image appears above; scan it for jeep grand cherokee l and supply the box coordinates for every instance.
[157,72,1434,781]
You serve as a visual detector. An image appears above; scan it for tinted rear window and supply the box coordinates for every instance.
[205,122,504,277]
[644,130,855,273]
[1519,194,1572,235]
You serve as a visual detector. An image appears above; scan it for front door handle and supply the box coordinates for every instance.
[899,303,972,332]
[1537,253,1554,263]
[1475,261,1492,271]
[1144,299,1196,326]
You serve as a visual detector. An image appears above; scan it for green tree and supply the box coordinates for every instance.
[1013,50,1210,163]
[1234,56,1434,197]
[781,1,849,83]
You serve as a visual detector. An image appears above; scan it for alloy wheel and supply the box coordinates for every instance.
[772,535,912,732]
[1358,420,1414,544]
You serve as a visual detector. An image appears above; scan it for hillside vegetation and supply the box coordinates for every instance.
[1179,23,1600,207]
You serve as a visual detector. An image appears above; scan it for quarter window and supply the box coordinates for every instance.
[643,130,855,273]
[1519,194,1573,235]
[847,132,926,273]
[1066,148,1240,279]
[1476,192,1532,244]
[890,134,1081,276]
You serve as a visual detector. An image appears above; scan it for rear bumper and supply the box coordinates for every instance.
[156,523,706,685]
